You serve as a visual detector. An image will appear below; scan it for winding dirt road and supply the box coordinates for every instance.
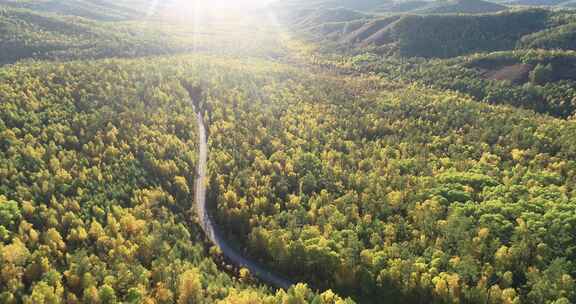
[193,108,294,290]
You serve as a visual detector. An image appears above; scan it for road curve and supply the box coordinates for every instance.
[193,107,294,290]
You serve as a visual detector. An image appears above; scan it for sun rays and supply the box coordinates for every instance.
[137,0,286,56]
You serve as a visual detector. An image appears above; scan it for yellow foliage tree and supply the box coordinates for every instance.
[177,268,203,304]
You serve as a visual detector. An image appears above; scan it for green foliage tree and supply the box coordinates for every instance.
[530,63,554,85]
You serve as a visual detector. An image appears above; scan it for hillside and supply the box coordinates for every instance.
[499,0,576,7]
[0,0,143,21]
[392,9,548,57]
[288,6,576,58]
[0,5,182,64]
[375,0,431,12]
[347,49,576,118]
[298,9,552,58]
[293,8,370,28]
[419,0,507,13]
[340,16,401,46]
[280,0,508,14]
[509,0,570,6]
[0,0,287,65]
[283,0,576,121]
[286,0,391,11]
[562,0,576,7]
[519,22,576,50]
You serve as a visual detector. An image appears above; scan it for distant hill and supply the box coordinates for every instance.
[499,0,576,7]
[0,7,99,63]
[281,0,576,59]
[278,0,508,14]
[293,7,370,28]
[561,0,576,7]
[300,8,551,58]
[519,22,576,50]
[310,0,391,10]
[0,0,142,20]
[272,0,391,12]
[374,1,431,12]
[419,0,507,13]
[508,0,568,6]
[0,6,179,64]
[340,16,402,45]
[393,9,549,57]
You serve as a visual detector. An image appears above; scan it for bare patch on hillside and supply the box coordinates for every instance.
[480,64,533,84]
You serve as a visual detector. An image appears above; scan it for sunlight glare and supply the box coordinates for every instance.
[171,0,274,10]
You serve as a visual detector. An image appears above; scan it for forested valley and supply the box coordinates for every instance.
[2,0,576,303]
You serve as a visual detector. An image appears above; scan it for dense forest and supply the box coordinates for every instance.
[200,56,576,303]
[0,5,188,64]
[0,0,283,65]
[288,4,576,118]
[0,55,352,303]
[339,49,576,119]
[2,0,576,303]
[288,5,576,58]
[0,0,351,302]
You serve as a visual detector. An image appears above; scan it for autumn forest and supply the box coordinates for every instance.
[1,0,576,303]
